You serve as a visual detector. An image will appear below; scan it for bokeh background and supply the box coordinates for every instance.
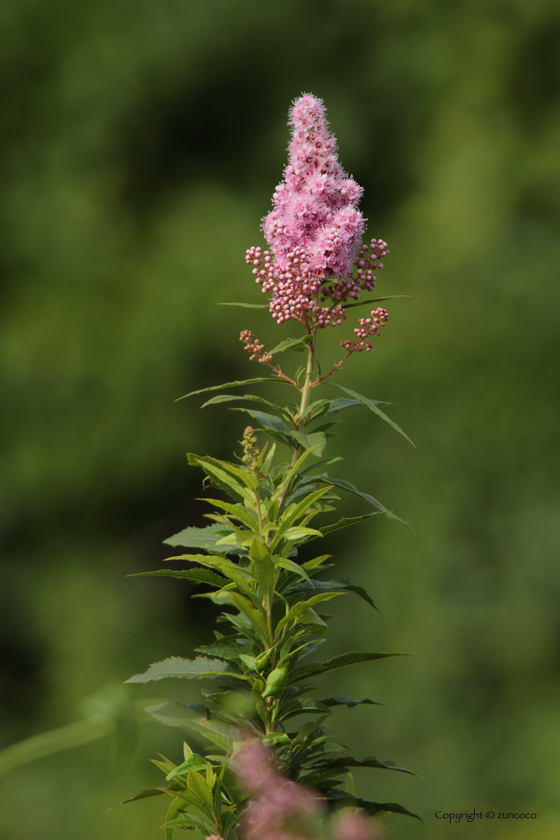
[1,0,560,838]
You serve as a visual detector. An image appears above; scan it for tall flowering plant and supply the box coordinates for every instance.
[121,95,419,839]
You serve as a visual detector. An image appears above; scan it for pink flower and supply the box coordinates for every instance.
[236,741,323,840]
[246,95,389,333]
[333,811,384,840]
[263,94,363,281]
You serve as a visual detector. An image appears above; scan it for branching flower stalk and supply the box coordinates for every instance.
[120,94,419,839]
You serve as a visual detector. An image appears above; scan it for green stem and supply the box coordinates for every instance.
[298,336,316,428]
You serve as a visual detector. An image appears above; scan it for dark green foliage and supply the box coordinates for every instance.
[125,371,417,837]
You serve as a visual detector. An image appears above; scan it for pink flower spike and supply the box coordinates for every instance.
[246,95,390,333]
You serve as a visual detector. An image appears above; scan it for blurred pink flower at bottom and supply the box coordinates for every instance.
[333,810,384,840]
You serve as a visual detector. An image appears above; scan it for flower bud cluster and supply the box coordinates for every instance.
[240,329,272,363]
[340,307,389,353]
[353,238,389,291]
[241,426,260,475]
[245,245,346,326]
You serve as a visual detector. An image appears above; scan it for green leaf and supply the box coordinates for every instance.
[319,511,385,535]
[188,453,258,496]
[291,430,327,456]
[194,641,244,663]
[307,755,417,776]
[326,382,415,447]
[129,569,227,588]
[125,657,246,684]
[165,813,217,835]
[284,578,378,610]
[327,790,422,821]
[344,294,411,309]
[279,485,333,532]
[275,592,342,634]
[269,336,312,356]
[178,378,293,401]
[217,301,269,309]
[187,770,215,816]
[316,476,413,530]
[163,523,226,550]
[231,594,270,644]
[319,696,382,708]
[292,651,411,683]
[200,393,293,421]
[282,525,323,542]
[326,397,393,414]
[230,407,291,432]
[112,787,179,808]
[145,703,236,751]
[203,498,259,531]
[274,557,312,583]
[278,696,332,721]
[166,755,208,780]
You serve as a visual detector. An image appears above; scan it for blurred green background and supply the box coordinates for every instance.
[1,0,560,838]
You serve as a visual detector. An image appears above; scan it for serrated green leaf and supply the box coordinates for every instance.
[326,382,415,447]
[194,641,244,663]
[187,770,215,816]
[269,336,312,356]
[125,657,246,684]
[291,430,327,456]
[163,523,226,550]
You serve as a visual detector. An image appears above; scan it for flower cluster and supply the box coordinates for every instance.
[241,426,260,474]
[245,94,390,334]
[340,307,389,353]
[236,741,382,840]
[240,329,272,363]
[237,741,321,840]
[263,93,364,281]
[246,94,390,343]
[333,812,383,840]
